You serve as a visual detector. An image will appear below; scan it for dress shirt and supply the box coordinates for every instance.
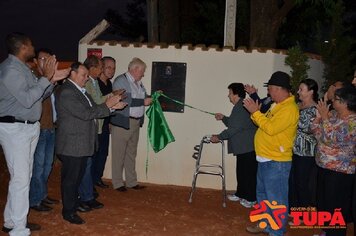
[0,54,53,121]
[68,79,92,107]
[126,72,145,118]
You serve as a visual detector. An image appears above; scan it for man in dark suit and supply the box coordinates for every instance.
[55,62,126,224]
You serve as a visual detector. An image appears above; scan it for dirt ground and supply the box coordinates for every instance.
[0,152,354,236]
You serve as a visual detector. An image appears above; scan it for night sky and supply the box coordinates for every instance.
[0,0,129,61]
[1,1,355,62]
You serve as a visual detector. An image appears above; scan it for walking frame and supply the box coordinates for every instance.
[188,135,226,207]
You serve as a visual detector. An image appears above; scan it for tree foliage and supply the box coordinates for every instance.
[285,45,311,95]
[181,0,225,46]
[316,0,355,90]
[104,0,147,41]
[126,0,148,40]
[103,0,355,58]
[249,0,295,48]
[236,0,250,46]
[278,2,329,52]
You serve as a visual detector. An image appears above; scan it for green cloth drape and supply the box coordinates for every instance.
[146,92,175,153]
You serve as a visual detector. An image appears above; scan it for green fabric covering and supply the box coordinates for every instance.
[146,92,175,153]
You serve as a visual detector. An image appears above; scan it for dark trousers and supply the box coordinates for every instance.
[289,154,317,208]
[59,155,88,217]
[79,157,94,202]
[317,167,354,236]
[235,151,257,202]
[92,122,110,183]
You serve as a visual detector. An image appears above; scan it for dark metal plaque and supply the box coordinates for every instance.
[151,62,187,112]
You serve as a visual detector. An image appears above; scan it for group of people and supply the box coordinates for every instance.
[211,72,355,236]
[0,32,152,235]
[0,31,355,236]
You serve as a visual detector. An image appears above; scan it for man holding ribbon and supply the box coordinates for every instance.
[110,57,152,192]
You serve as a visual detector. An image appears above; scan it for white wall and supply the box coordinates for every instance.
[78,42,324,190]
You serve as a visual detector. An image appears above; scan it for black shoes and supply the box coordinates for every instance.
[130,184,146,190]
[76,199,103,212]
[30,197,59,212]
[27,223,41,231]
[116,185,146,191]
[30,202,52,212]
[2,222,41,233]
[116,186,127,192]
[83,199,104,209]
[95,180,109,188]
[63,213,85,224]
[1,226,10,233]
[76,202,92,213]
[42,196,59,205]
[93,187,99,199]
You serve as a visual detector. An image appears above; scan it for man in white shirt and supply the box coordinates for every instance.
[110,57,152,192]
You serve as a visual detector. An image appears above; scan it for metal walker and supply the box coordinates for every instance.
[188,135,226,207]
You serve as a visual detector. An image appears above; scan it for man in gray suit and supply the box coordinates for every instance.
[110,57,152,192]
[211,83,257,208]
[55,62,126,224]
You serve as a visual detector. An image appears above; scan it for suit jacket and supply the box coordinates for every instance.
[250,92,272,114]
[218,99,257,155]
[55,80,110,157]
[85,78,106,134]
[110,73,147,129]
